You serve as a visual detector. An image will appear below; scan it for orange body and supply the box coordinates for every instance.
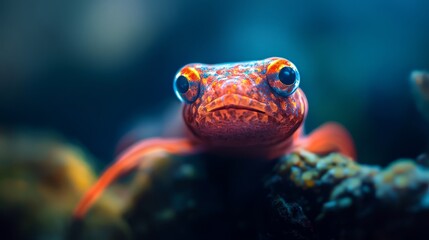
[74,57,355,218]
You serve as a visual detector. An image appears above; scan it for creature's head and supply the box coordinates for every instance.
[174,57,307,147]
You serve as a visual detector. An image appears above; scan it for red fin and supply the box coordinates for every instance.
[297,122,356,159]
[73,138,196,219]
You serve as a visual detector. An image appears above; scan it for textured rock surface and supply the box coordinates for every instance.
[121,153,276,240]
[114,150,429,240]
[267,150,429,239]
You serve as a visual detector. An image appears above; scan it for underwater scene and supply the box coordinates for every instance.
[1,0,429,239]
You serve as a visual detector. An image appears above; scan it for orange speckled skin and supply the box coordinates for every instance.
[177,57,307,149]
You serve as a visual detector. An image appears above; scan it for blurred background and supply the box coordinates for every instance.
[1,0,429,165]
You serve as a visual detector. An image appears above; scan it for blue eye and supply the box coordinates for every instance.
[267,65,300,97]
[173,72,200,103]
[175,75,189,93]
[279,67,296,85]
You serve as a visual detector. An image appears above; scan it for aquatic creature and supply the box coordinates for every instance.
[74,57,355,218]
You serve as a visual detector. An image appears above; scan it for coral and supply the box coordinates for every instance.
[0,131,129,239]
[411,70,429,121]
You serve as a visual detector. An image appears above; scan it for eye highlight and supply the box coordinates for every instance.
[266,58,300,97]
[173,66,201,103]
[175,75,190,93]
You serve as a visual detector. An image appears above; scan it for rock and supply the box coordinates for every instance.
[267,150,429,240]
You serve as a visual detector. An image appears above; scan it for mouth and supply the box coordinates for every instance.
[204,94,267,113]
[209,105,265,114]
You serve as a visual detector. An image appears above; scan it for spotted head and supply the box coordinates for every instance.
[173,57,307,147]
